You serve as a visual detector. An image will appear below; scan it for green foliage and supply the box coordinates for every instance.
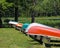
[0,0,5,4]
[0,0,60,17]
[0,0,13,18]
[0,0,13,9]
[2,2,13,10]
[6,0,14,3]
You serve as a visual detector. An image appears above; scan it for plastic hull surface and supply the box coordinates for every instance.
[26,23,60,38]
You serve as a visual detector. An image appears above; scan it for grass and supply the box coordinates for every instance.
[0,28,60,48]
[0,28,44,48]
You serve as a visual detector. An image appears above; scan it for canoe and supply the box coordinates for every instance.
[25,23,60,38]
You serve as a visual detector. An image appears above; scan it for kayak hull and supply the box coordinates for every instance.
[26,23,60,38]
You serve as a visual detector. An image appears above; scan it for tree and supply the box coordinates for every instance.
[5,0,60,18]
[0,5,2,27]
[6,0,19,22]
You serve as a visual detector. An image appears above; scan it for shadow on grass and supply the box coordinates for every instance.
[28,39,41,45]
[45,43,60,47]
[50,40,60,42]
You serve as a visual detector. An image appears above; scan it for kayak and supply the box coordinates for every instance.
[9,21,18,25]
[25,23,60,38]
[15,23,23,28]
[22,23,29,30]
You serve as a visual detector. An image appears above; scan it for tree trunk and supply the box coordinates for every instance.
[0,17,2,28]
[31,9,35,23]
[15,6,18,22]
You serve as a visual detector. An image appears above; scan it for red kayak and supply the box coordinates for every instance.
[25,23,60,38]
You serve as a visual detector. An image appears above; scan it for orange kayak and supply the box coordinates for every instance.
[15,23,23,28]
[26,23,60,38]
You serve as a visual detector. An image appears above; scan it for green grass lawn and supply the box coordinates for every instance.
[0,28,44,48]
